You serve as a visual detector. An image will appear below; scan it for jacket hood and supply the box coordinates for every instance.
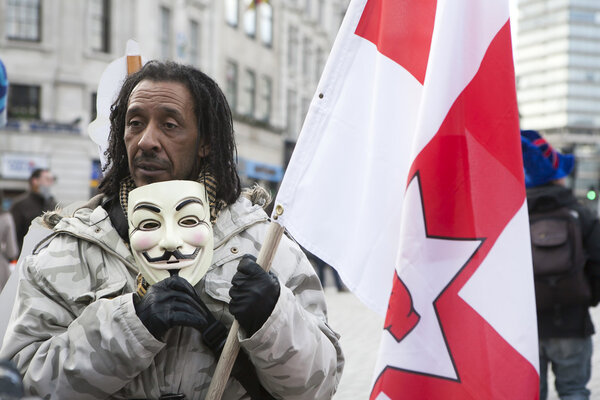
[526,183,575,213]
[38,186,271,252]
[40,194,104,230]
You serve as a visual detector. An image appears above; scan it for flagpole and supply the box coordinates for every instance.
[205,219,285,400]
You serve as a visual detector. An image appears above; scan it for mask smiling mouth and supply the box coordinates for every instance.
[142,248,201,264]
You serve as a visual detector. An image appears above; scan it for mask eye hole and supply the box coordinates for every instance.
[139,220,161,231]
[179,216,200,227]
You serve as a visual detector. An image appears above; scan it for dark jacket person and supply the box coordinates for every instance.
[522,129,600,400]
[9,168,56,256]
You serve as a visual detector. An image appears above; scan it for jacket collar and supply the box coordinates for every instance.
[212,194,269,248]
[50,196,137,272]
[42,187,270,271]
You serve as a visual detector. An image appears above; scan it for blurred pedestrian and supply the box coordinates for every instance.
[522,130,600,400]
[305,249,346,292]
[0,193,18,293]
[9,168,56,256]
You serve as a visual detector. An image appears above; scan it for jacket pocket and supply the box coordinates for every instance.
[73,279,128,305]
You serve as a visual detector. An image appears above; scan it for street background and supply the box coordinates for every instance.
[325,282,600,399]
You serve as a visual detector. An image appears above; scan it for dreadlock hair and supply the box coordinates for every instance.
[98,60,241,206]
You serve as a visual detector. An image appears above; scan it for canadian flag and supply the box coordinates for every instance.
[273,0,539,398]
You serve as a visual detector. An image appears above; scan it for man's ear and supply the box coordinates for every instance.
[198,143,210,158]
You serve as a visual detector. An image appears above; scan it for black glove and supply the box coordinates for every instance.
[134,275,226,346]
[135,276,276,399]
[229,255,280,336]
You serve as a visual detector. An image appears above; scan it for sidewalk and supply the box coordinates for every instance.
[325,288,600,399]
[325,288,383,399]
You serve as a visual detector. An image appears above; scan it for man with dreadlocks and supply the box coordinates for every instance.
[0,61,343,399]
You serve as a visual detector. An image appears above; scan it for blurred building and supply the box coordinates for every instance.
[0,0,348,207]
[515,0,600,201]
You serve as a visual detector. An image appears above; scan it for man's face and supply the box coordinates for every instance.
[128,180,213,286]
[124,80,206,187]
[32,171,55,193]
[38,171,55,187]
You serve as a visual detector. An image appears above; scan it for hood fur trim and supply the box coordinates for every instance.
[241,185,272,210]
[41,209,64,230]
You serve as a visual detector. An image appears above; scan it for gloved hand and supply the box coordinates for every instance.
[134,275,226,347]
[229,255,280,336]
[136,274,277,398]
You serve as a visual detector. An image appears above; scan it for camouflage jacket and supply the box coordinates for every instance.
[0,192,344,399]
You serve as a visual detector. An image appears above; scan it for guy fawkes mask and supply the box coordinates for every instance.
[128,180,214,286]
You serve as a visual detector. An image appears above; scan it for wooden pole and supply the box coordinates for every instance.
[205,220,285,400]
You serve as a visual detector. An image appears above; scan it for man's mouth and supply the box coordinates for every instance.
[134,157,170,174]
[137,162,165,173]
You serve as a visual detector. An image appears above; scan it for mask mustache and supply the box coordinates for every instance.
[142,247,200,263]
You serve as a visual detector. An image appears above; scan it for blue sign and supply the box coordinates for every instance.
[239,158,284,182]
[0,59,7,127]
[0,153,50,180]
[90,159,103,188]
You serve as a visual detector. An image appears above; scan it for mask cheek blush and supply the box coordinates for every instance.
[131,234,156,251]
[188,227,210,247]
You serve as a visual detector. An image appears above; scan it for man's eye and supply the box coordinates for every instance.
[179,216,200,227]
[139,220,160,230]
[128,119,143,127]
[165,122,178,129]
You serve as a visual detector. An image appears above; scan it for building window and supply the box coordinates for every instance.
[287,89,298,135]
[6,0,41,42]
[303,37,312,79]
[259,2,273,46]
[89,0,110,52]
[259,75,272,122]
[302,97,311,124]
[90,92,97,121]
[160,6,172,60]
[317,0,325,25]
[243,0,257,38]
[225,61,238,111]
[305,0,311,18]
[315,47,324,82]
[7,84,40,120]
[225,0,239,27]
[338,6,347,30]
[288,26,299,70]
[189,20,200,65]
[242,69,256,116]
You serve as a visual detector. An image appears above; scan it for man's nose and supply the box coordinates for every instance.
[137,123,162,152]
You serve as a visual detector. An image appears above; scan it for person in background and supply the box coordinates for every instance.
[0,192,18,293]
[305,249,346,292]
[9,168,56,256]
[522,129,600,400]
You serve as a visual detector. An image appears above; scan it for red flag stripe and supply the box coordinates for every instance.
[355,0,437,84]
